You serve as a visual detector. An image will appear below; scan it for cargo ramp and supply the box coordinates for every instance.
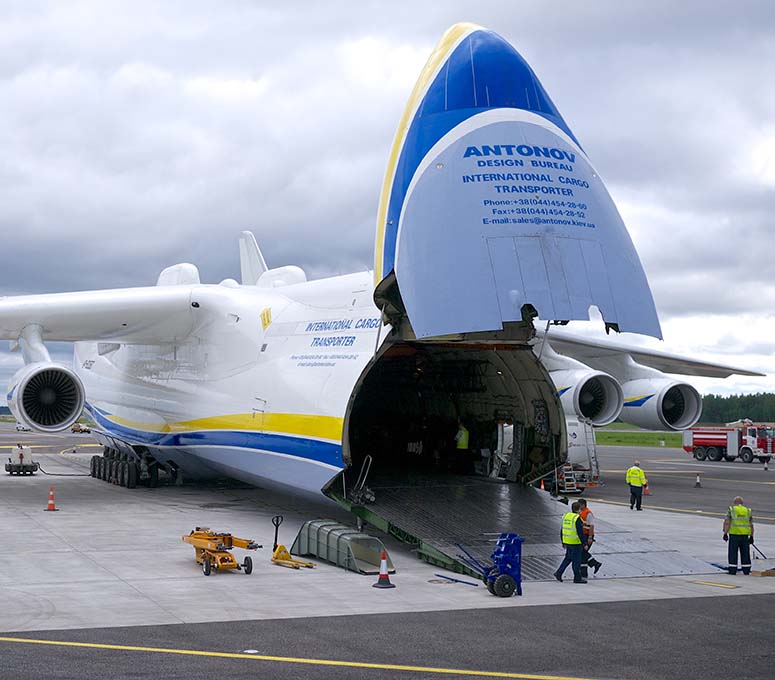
[328,474,714,580]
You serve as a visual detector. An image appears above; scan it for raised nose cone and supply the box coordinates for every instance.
[417,27,579,147]
[375,24,661,341]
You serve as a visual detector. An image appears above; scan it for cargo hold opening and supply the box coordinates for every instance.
[339,342,563,495]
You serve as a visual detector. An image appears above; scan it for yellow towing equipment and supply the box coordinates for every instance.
[182,527,262,576]
[271,514,315,569]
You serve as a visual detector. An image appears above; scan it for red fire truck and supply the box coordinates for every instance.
[683,422,775,463]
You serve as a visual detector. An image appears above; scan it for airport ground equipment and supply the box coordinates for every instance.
[5,445,38,475]
[270,514,315,569]
[433,573,480,587]
[291,520,393,575]
[182,527,262,576]
[683,421,774,463]
[457,533,523,597]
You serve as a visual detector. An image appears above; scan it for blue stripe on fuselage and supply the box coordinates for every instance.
[86,404,344,468]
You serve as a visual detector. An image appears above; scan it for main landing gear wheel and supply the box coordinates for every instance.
[127,462,138,489]
[90,456,98,477]
[493,574,516,598]
[202,558,211,576]
[119,462,128,487]
[243,556,253,575]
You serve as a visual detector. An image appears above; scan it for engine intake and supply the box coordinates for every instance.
[550,369,623,426]
[8,363,85,432]
[619,379,701,431]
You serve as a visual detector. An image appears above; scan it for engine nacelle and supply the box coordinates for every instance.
[7,363,86,432]
[619,379,701,431]
[550,369,623,427]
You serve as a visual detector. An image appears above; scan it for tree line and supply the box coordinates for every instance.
[700,393,775,424]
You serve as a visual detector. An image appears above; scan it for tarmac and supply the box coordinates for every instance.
[2,427,775,678]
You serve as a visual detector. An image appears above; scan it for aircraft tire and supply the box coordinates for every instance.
[127,462,138,489]
[493,573,516,598]
[90,456,98,477]
[100,458,108,481]
[148,466,159,488]
[119,462,128,487]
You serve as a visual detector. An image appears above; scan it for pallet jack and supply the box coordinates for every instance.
[270,515,315,569]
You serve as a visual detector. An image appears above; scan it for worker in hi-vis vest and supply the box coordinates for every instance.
[553,501,588,584]
[625,461,648,510]
[723,496,754,575]
[454,420,469,450]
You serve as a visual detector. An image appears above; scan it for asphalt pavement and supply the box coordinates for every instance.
[586,445,775,526]
[2,594,773,680]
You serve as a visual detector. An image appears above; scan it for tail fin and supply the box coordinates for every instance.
[374,23,661,340]
[239,231,269,285]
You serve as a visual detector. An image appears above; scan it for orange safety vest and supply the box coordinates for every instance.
[579,507,592,536]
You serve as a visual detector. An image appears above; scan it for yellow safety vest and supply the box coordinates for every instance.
[562,512,582,545]
[456,426,469,449]
[626,466,646,486]
[728,506,752,535]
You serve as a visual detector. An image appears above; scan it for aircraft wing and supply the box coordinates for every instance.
[537,328,764,378]
[0,286,197,344]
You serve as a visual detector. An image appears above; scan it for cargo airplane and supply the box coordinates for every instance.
[0,24,759,500]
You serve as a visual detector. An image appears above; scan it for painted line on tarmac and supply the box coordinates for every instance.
[0,637,598,680]
[650,460,774,471]
[588,498,775,522]
[601,469,775,486]
[691,581,739,589]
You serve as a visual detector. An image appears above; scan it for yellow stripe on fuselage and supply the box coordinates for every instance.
[104,413,344,442]
[373,22,480,284]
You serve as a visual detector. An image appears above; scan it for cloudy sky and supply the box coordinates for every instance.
[1,0,773,396]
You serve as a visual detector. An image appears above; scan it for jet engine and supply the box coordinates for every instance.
[550,369,623,427]
[619,379,701,431]
[7,363,85,432]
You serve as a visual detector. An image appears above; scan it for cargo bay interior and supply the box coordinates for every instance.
[340,342,564,495]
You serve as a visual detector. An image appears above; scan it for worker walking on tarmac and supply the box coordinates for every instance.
[553,501,588,584]
[625,460,648,510]
[578,499,602,575]
[723,496,754,575]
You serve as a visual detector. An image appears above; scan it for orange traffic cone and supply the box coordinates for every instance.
[44,486,59,512]
[372,551,395,589]
[540,479,545,491]
[643,483,650,495]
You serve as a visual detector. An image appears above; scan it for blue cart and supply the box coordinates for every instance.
[457,533,523,597]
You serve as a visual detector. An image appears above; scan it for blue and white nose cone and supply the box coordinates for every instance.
[374,23,661,340]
